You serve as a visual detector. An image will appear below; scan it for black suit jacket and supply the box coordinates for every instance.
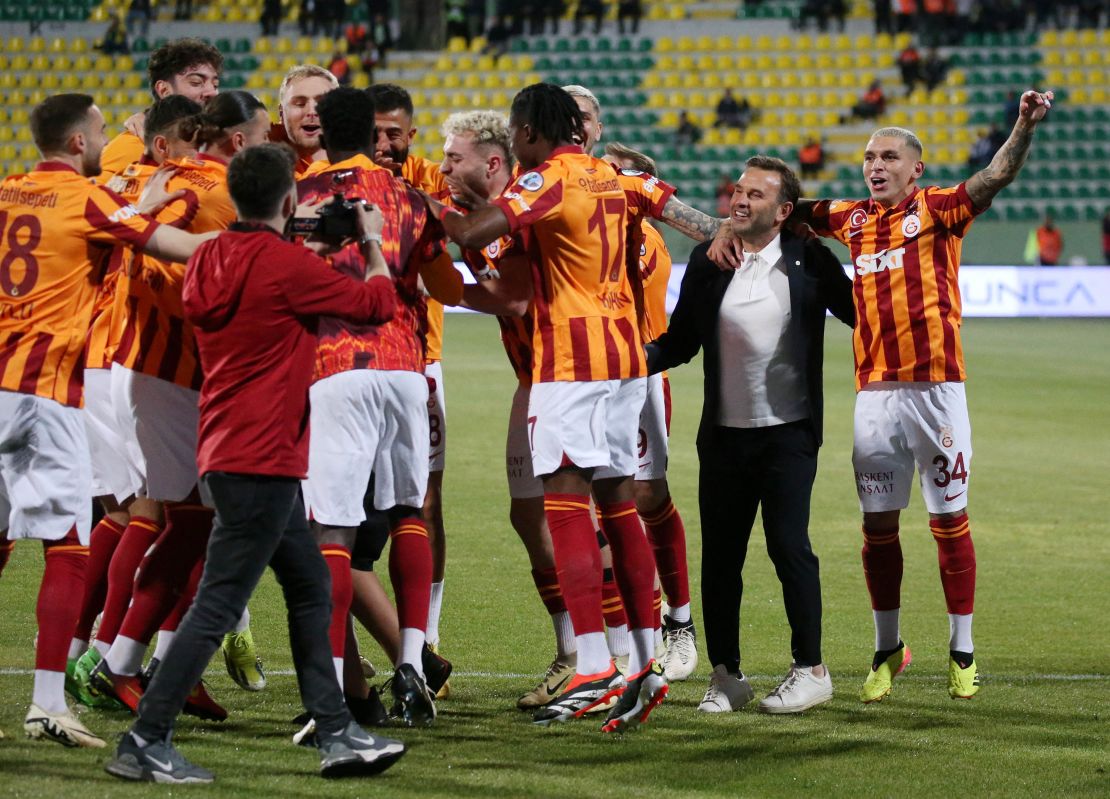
[645,231,854,447]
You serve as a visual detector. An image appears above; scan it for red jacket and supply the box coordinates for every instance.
[183,223,395,478]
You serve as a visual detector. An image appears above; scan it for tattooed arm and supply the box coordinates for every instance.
[657,195,745,268]
[966,89,1053,208]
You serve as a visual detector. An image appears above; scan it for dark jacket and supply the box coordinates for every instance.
[645,231,854,447]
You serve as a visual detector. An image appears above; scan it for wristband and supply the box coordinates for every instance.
[360,232,383,245]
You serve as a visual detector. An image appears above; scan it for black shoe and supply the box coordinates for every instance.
[105,731,215,784]
[421,644,452,695]
[388,663,436,727]
[348,687,390,728]
[141,657,160,687]
[317,721,405,778]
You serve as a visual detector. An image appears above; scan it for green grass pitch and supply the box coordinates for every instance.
[1,316,1108,798]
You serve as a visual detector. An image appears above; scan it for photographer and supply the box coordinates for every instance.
[106,142,404,784]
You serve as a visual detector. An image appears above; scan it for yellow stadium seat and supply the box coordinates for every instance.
[889,110,910,126]
[456,55,475,71]
[799,73,817,89]
[754,34,772,50]
[463,73,481,89]
[795,34,813,51]
[677,36,695,51]
[893,32,911,49]
[736,54,754,70]
[735,35,752,50]
[1069,87,1088,103]
[662,73,680,89]
[695,35,713,50]
[681,73,700,90]
[447,37,466,52]
[702,128,722,146]
[1060,30,1079,47]
[676,55,695,71]
[714,35,732,51]
[688,91,707,108]
[703,73,721,90]
[740,72,759,89]
[875,33,893,50]
[695,54,714,71]
[20,143,40,161]
[470,36,487,53]
[656,37,674,52]
[773,35,792,50]
[253,38,271,55]
[475,54,495,70]
[1078,29,1096,46]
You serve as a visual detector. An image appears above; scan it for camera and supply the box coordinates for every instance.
[290,193,365,243]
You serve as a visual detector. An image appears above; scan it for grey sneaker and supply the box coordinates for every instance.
[104,731,214,784]
[758,664,833,714]
[317,721,405,778]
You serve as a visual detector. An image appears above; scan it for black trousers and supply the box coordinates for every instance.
[697,420,823,672]
[134,472,350,741]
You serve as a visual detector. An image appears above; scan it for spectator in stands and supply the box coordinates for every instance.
[1031,0,1061,29]
[174,0,192,20]
[921,48,948,92]
[366,0,391,46]
[897,44,922,96]
[372,14,393,68]
[484,16,513,56]
[799,137,824,179]
[327,51,351,85]
[893,0,916,33]
[573,0,604,35]
[1032,212,1064,266]
[618,0,643,34]
[261,0,282,35]
[714,89,752,130]
[715,173,733,216]
[126,0,151,38]
[798,0,846,31]
[675,111,702,147]
[872,0,894,33]
[966,128,994,171]
[1102,208,1110,265]
[446,0,470,45]
[468,0,487,37]
[98,14,130,55]
[842,81,886,123]
[1077,0,1103,27]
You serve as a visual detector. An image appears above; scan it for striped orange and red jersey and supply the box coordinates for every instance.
[402,154,451,364]
[493,146,645,384]
[462,232,534,386]
[0,162,158,407]
[637,223,672,344]
[108,154,235,390]
[268,122,320,177]
[615,168,676,340]
[98,129,145,183]
[298,153,453,379]
[809,182,986,390]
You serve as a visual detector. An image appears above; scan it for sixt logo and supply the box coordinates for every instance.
[855,247,906,276]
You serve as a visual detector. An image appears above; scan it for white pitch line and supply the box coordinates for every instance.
[0,668,1107,681]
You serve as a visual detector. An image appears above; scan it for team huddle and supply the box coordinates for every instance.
[0,36,1053,785]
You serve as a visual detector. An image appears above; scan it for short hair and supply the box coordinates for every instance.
[317,87,375,152]
[441,110,513,163]
[147,38,223,99]
[227,143,296,220]
[509,83,584,148]
[744,155,800,207]
[181,90,266,147]
[869,126,924,158]
[278,63,338,104]
[30,93,95,154]
[604,141,658,178]
[144,95,203,149]
[366,83,414,118]
[561,84,601,119]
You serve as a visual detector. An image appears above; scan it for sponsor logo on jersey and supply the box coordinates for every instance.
[502,191,532,213]
[939,425,954,448]
[107,204,142,223]
[855,247,906,276]
[901,213,921,239]
[518,172,544,192]
[486,239,501,258]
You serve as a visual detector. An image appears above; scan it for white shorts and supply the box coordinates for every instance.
[506,382,543,499]
[636,373,670,481]
[425,361,447,473]
[0,392,92,543]
[303,369,430,525]
[83,367,142,501]
[853,381,973,515]
[528,377,647,480]
[110,364,199,502]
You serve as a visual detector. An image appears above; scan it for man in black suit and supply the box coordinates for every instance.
[645,156,853,715]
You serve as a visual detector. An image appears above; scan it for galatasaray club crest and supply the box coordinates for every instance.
[902,214,922,239]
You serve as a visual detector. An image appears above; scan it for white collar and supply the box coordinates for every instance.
[741,232,782,267]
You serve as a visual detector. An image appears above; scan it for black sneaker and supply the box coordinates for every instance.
[104,731,215,784]
[348,687,390,728]
[421,644,453,695]
[388,663,436,727]
[317,721,405,778]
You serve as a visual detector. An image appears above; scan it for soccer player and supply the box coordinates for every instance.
[87,91,273,716]
[274,64,339,176]
[367,82,454,689]
[788,89,1054,701]
[296,87,464,727]
[105,142,404,784]
[427,83,666,733]
[0,92,217,748]
[99,38,223,178]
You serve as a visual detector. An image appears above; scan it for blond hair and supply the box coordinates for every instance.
[870,126,924,158]
[441,110,513,163]
[561,84,601,118]
[279,64,338,105]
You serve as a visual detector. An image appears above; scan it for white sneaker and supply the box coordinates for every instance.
[758,664,833,714]
[24,703,105,748]
[659,614,698,681]
[697,665,755,713]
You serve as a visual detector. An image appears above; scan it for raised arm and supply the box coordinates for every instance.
[422,191,512,251]
[965,89,1053,209]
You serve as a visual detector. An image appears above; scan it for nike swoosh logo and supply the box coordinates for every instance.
[548,674,571,695]
[148,756,173,772]
[944,490,965,502]
[348,734,374,747]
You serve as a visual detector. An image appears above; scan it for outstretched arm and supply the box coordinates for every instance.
[657,194,724,242]
[965,89,1053,208]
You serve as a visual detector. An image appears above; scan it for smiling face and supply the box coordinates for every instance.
[571,94,602,154]
[374,107,414,171]
[863,134,924,207]
[280,75,334,154]
[157,62,220,104]
[730,167,792,243]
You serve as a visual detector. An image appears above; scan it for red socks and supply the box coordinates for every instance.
[157,558,203,634]
[862,524,903,611]
[531,567,566,615]
[74,516,125,643]
[544,494,604,636]
[930,513,976,615]
[641,497,690,609]
[37,529,87,671]
[117,504,213,645]
[596,500,656,630]
[96,515,163,647]
[652,586,663,629]
[600,570,628,629]
[388,517,432,632]
[322,544,353,657]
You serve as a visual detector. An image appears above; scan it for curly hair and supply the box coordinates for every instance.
[318,86,376,152]
[441,110,513,163]
[147,38,223,99]
[509,83,583,148]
